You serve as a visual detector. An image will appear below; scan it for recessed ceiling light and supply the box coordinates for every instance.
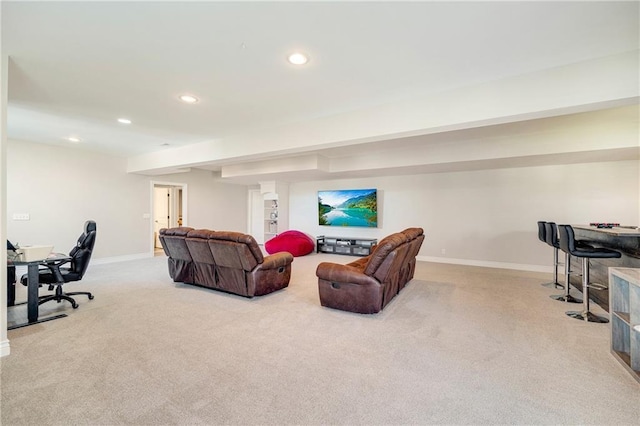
[67,137,81,143]
[179,94,199,104]
[117,118,132,124]
[288,52,309,65]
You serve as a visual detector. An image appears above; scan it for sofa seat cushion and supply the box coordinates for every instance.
[265,230,315,257]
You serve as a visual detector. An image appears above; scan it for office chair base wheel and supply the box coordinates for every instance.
[550,294,582,303]
[88,294,95,300]
[566,310,609,323]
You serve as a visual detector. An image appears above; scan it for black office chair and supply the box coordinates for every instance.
[20,220,97,309]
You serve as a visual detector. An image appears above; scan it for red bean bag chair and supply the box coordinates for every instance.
[265,230,315,257]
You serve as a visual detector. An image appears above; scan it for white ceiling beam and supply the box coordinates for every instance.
[127,51,639,175]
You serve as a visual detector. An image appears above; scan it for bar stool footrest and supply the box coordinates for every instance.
[587,283,607,291]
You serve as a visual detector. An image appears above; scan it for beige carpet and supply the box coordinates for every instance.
[2,254,639,425]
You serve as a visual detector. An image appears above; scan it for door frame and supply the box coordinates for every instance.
[150,181,188,255]
[248,188,264,244]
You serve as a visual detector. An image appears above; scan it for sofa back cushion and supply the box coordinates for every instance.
[401,227,425,260]
[401,227,423,242]
[158,228,171,256]
[185,229,217,265]
[208,231,263,271]
[161,227,194,261]
[408,234,425,258]
[364,233,407,278]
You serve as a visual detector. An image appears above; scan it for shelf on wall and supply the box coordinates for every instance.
[609,268,640,384]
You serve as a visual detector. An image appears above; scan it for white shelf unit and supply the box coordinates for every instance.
[260,181,288,244]
[264,198,279,242]
[609,267,640,384]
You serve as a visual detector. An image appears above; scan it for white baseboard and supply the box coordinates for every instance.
[417,255,552,273]
[91,252,152,265]
[0,339,10,357]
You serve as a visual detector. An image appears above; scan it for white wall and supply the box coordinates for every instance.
[290,160,639,271]
[1,27,9,356]
[6,138,638,270]
[6,139,248,261]
[177,170,247,234]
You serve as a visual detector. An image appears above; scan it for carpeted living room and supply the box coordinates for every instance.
[2,2,640,424]
[3,252,639,425]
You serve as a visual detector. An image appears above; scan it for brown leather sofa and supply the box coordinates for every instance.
[159,227,294,297]
[316,228,424,314]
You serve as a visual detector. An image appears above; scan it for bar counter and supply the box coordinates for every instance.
[571,225,640,312]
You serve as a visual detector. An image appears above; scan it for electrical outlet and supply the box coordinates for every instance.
[441,248,446,255]
[142,213,151,219]
[13,213,30,221]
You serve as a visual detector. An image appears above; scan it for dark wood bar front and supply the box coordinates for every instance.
[571,225,640,312]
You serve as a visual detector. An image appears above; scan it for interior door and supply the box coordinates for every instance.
[154,187,170,248]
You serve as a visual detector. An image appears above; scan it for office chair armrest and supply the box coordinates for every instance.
[41,256,72,267]
[40,256,72,283]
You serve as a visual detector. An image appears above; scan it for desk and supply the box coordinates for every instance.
[8,254,71,330]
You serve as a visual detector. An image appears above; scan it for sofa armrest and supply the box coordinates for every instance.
[260,252,294,270]
[316,262,379,286]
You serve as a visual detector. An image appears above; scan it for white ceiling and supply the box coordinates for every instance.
[2,1,639,182]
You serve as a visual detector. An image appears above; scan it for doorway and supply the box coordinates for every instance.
[151,182,187,254]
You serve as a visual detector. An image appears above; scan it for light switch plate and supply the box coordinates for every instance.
[13,213,30,221]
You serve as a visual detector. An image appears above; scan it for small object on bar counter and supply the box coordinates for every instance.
[589,222,620,229]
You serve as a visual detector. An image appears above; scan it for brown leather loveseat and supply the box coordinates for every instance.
[159,227,294,297]
[315,228,424,314]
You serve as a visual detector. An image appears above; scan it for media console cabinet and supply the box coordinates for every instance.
[316,236,377,257]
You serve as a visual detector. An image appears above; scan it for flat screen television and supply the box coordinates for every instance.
[318,188,377,227]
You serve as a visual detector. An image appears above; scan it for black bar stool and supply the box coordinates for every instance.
[550,242,582,304]
[547,221,594,304]
[540,221,564,289]
[538,221,563,288]
[557,224,621,323]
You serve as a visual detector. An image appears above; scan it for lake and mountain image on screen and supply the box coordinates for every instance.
[318,189,377,227]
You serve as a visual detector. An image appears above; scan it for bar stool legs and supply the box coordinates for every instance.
[542,247,564,289]
[550,253,582,303]
[541,222,565,289]
[566,258,609,323]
